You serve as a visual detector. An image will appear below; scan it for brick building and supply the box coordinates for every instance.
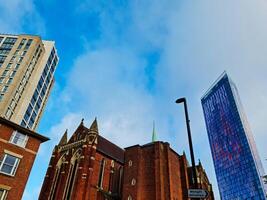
[39,119,214,200]
[0,117,49,200]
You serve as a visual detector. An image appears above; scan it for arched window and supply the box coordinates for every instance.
[63,149,81,200]
[108,160,115,193]
[49,154,66,200]
[97,158,106,189]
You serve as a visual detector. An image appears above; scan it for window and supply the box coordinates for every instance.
[21,51,27,56]
[31,111,37,121]
[51,48,55,58]
[24,39,32,50]
[0,188,8,200]
[98,158,106,188]
[9,99,16,109]
[6,78,13,85]
[10,131,28,148]
[17,39,26,49]
[0,154,20,176]
[1,86,8,93]
[14,50,19,55]
[18,57,23,63]
[28,118,34,128]
[131,178,136,186]
[0,77,4,83]
[0,55,6,62]
[5,108,12,119]
[10,56,15,62]
[40,87,46,98]
[47,72,51,83]
[18,83,23,92]
[33,90,38,101]
[14,64,20,70]
[0,94,4,101]
[1,43,13,50]
[4,37,17,44]
[0,50,9,55]
[21,76,26,84]
[2,70,8,76]
[36,97,42,110]
[37,80,42,91]
[43,64,49,77]
[34,105,40,113]
[6,63,11,69]
[10,71,16,78]
[20,120,26,127]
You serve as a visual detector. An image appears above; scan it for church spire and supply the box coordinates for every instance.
[89,117,98,133]
[152,121,157,142]
[58,129,68,146]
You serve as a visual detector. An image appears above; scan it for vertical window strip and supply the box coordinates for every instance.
[65,160,79,200]
[49,167,61,200]
[98,159,106,189]
[0,188,8,200]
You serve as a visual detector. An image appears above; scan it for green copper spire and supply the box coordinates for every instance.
[152,121,157,142]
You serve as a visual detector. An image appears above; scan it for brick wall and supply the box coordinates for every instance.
[0,122,43,200]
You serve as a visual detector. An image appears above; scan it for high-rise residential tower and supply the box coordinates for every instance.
[0,34,59,130]
[201,72,266,200]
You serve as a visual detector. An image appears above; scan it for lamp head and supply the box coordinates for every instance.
[175,97,186,104]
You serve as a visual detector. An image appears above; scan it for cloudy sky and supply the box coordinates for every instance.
[1,0,267,199]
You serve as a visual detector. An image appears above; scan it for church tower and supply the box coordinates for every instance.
[39,119,124,200]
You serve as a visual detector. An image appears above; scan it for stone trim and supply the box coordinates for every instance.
[4,149,23,158]
[0,184,11,190]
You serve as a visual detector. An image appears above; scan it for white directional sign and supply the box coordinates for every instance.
[188,189,209,198]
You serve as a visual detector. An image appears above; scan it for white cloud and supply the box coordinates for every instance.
[0,0,45,34]
[25,0,267,199]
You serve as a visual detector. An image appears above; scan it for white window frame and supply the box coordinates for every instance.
[1,86,8,93]
[5,108,12,119]
[9,131,28,148]
[0,154,20,176]
[0,188,8,200]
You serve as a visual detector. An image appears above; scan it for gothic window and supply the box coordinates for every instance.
[49,154,66,200]
[63,149,81,200]
[118,166,123,195]
[108,161,115,193]
[0,188,8,200]
[98,158,106,189]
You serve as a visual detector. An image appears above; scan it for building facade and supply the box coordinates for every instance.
[39,119,214,200]
[0,117,48,200]
[0,34,59,130]
[39,119,124,200]
[201,72,266,199]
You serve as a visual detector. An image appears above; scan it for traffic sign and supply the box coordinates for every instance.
[188,189,209,198]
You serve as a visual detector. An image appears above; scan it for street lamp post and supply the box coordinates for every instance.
[176,97,198,189]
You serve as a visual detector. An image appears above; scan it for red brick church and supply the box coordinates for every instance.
[39,119,214,200]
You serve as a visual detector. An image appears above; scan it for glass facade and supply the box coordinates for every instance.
[201,73,266,200]
[21,47,58,129]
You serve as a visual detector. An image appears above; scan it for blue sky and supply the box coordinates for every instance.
[1,0,267,199]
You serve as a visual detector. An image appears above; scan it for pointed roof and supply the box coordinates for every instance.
[198,159,202,167]
[152,121,157,142]
[58,129,68,146]
[89,118,98,133]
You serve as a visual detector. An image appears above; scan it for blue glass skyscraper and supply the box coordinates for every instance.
[201,72,266,200]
